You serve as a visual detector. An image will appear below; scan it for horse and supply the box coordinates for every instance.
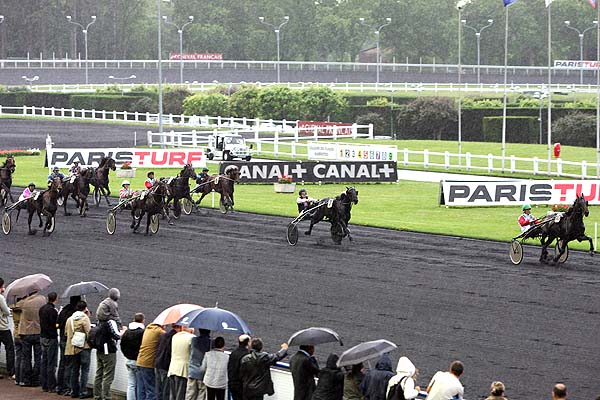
[165,164,196,218]
[0,156,16,206]
[194,165,240,211]
[304,187,359,244]
[61,168,94,217]
[537,193,594,263]
[90,156,116,206]
[130,181,172,235]
[16,177,62,236]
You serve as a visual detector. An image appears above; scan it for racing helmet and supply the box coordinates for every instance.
[299,189,307,196]
[147,171,154,178]
[522,203,532,211]
[202,167,209,172]
[73,160,79,164]
[122,180,131,186]
[53,166,59,171]
[28,182,36,188]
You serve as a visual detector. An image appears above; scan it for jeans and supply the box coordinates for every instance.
[20,333,41,386]
[57,339,71,392]
[169,375,187,400]
[137,366,156,400]
[228,384,242,400]
[71,349,91,397]
[206,387,225,400]
[126,359,138,400]
[40,337,58,391]
[94,352,117,400]
[14,337,23,384]
[0,329,15,376]
[155,368,170,400]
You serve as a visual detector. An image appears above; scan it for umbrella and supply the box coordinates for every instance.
[153,304,203,326]
[5,273,53,300]
[176,307,251,334]
[336,339,397,367]
[288,327,343,346]
[60,281,109,298]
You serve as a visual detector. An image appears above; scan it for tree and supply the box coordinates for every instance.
[257,86,303,120]
[396,97,457,140]
[182,92,228,116]
[299,87,348,121]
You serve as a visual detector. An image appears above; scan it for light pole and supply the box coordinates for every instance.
[163,15,194,84]
[258,16,290,83]
[359,17,392,84]
[66,15,96,85]
[22,75,39,89]
[461,19,494,85]
[564,20,598,85]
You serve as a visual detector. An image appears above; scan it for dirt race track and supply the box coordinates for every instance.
[0,119,599,399]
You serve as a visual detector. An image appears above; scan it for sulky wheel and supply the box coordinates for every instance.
[509,240,523,265]
[94,189,101,206]
[219,198,228,214]
[46,216,56,234]
[554,243,569,263]
[182,198,193,215]
[106,211,116,235]
[286,223,299,246]
[150,214,160,234]
[2,211,11,235]
[57,196,64,206]
[134,208,143,221]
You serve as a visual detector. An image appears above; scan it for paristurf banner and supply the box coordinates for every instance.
[220,161,398,183]
[441,180,600,207]
[48,148,207,168]
[307,142,398,162]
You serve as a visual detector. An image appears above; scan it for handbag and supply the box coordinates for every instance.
[70,318,86,348]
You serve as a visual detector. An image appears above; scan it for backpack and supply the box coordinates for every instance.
[386,376,408,400]
[87,324,100,349]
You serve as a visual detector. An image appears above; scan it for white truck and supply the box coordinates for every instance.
[206,133,252,161]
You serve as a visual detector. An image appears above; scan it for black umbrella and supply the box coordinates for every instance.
[336,339,397,367]
[288,327,343,346]
[60,281,109,298]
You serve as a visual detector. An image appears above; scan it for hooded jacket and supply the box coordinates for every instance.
[386,357,419,400]
[360,354,395,400]
[312,354,344,400]
[96,288,121,325]
[57,296,81,339]
[65,311,91,355]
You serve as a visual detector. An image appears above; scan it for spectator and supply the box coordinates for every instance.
[93,318,122,400]
[343,363,365,400]
[39,291,59,393]
[65,300,92,399]
[227,334,250,400]
[136,322,164,400]
[18,290,46,387]
[426,361,464,400]
[290,345,319,400]
[386,356,420,400]
[187,329,212,400]
[154,325,181,400]
[240,338,288,400]
[57,295,82,396]
[552,383,567,400]
[0,277,15,380]
[201,336,229,400]
[167,327,195,400]
[312,354,344,400]
[360,354,394,400]
[121,313,146,400]
[10,297,25,386]
[485,381,507,400]
[97,288,121,326]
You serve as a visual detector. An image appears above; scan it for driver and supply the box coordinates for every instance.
[47,166,65,183]
[196,167,210,185]
[518,203,537,233]
[19,182,37,202]
[144,171,157,189]
[119,180,135,201]
[69,161,81,177]
[297,189,317,214]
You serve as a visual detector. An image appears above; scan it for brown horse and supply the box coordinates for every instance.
[0,156,16,207]
[90,157,116,206]
[130,181,171,235]
[62,168,94,217]
[193,165,240,211]
[165,164,196,218]
[16,177,62,236]
[304,187,359,244]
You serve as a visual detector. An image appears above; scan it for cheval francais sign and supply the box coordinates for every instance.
[169,53,224,61]
[48,148,206,168]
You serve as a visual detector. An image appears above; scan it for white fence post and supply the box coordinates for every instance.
[313,127,318,141]
[423,149,429,169]
[23,106,27,116]
[533,157,539,175]
[444,151,450,170]
[274,130,279,156]
[333,125,338,141]
[352,123,358,139]
[487,154,493,173]
[465,152,471,171]
[368,123,374,139]
[147,131,153,147]
[510,155,516,173]
[582,160,587,179]
[557,158,562,176]
[134,112,139,122]
[291,141,296,159]
[403,148,409,166]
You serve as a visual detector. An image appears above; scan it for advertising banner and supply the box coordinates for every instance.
[297,121,354,136]
[220,161,397,183]
[440,180,600,206]
[48,148,206,168]
[307,142,397,162]
[169,53,224,61]
[553,60,600,69]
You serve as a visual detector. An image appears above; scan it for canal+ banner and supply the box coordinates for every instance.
[440,180,600,207]
[220,161,397,183]
[48,148,207,168]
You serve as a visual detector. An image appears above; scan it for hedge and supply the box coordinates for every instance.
[482,116,538,143]
[69,95,152,112]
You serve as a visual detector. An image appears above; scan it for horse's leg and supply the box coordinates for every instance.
[305,217,316,236]
[103,186,112,206]
[145,213,151,235]
[577,234,595,256]
[551,239,566,263]
[27,209,36,235]
[539,236,549,263]
[196,192,207,206]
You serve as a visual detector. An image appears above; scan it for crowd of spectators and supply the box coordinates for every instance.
[0,277,587,400]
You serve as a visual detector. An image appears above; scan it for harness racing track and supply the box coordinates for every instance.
[1,203,598,399]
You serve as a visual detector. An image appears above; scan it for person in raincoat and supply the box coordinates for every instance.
[360,354,394,400]
[312,354,344,400]
[386,356,421,400]
[343,363,365,400]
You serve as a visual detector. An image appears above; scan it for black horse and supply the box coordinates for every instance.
[165,164,196,218]
[62,168,94,217]
[130,181,171,235]
[194,165,240,211]
[0,156,16,207]
[536,193,594,263]
[16,177,62,236]
[90,157,116,206]
[304,187,359,244]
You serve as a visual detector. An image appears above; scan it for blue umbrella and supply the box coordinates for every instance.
[176,307,251,334]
